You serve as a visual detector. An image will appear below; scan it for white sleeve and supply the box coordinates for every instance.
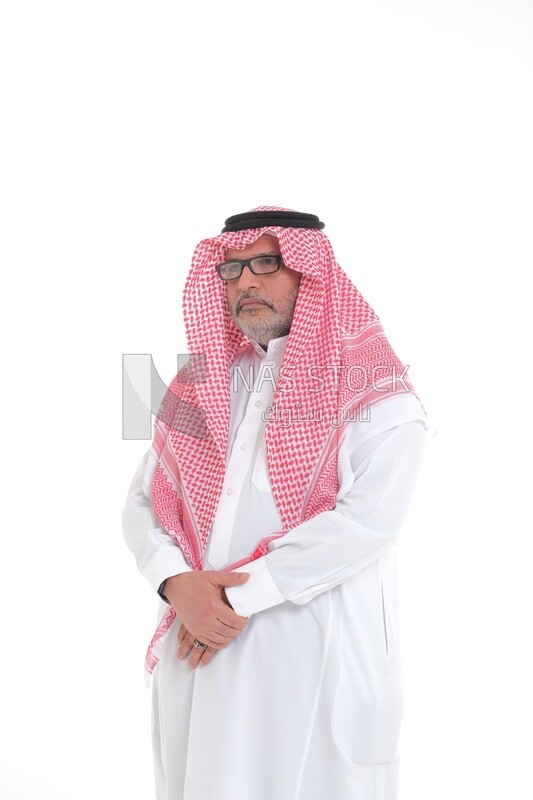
[121,449,193,593]
[225,419,427,617]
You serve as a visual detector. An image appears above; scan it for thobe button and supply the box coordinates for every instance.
[226,488,234,496]
[267,361,275,367]
[240,442,247,451]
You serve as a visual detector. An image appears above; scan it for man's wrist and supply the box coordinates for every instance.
[158,572,189,604]
[157,579,171,604]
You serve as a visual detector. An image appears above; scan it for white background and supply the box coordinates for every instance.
[1,1,532,798]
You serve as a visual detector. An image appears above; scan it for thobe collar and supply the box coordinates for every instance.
[249,333,290,362]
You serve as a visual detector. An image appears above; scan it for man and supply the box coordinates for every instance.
[122,207,428,800]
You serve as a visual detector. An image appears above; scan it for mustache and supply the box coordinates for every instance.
[236,295,274,312]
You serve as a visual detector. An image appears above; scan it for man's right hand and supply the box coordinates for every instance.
[164,570,250,650]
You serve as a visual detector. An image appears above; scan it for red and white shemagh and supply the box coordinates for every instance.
[142,206,426,678]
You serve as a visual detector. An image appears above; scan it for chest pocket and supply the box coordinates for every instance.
[251,435,272,492]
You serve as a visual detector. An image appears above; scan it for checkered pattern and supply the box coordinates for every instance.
[143,206,427,677]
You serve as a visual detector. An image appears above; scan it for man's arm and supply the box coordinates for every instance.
[121,449,250,652]
[121,448,194,594]
[224,419,427,617]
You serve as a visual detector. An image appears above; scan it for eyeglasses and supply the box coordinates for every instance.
[215,254,283,281]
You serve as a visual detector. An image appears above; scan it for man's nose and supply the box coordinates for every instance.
[236,264,262,291]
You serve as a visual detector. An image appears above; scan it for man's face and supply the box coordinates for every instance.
[224,234,302,348]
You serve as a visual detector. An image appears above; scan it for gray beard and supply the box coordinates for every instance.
[233,312,291,346]
[230,287,298,347]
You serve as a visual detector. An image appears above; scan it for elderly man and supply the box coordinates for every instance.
[122,207,428,800]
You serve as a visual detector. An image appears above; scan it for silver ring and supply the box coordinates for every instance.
[193,638,207,651]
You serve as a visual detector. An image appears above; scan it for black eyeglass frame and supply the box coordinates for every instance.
[215,254,284,281]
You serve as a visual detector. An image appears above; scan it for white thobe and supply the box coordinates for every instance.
[122,334,428,800]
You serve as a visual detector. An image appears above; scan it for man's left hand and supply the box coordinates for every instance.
[177,622,221,669]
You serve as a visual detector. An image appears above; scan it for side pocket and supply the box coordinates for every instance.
[380,575,389,659]
[331,585,403,767]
